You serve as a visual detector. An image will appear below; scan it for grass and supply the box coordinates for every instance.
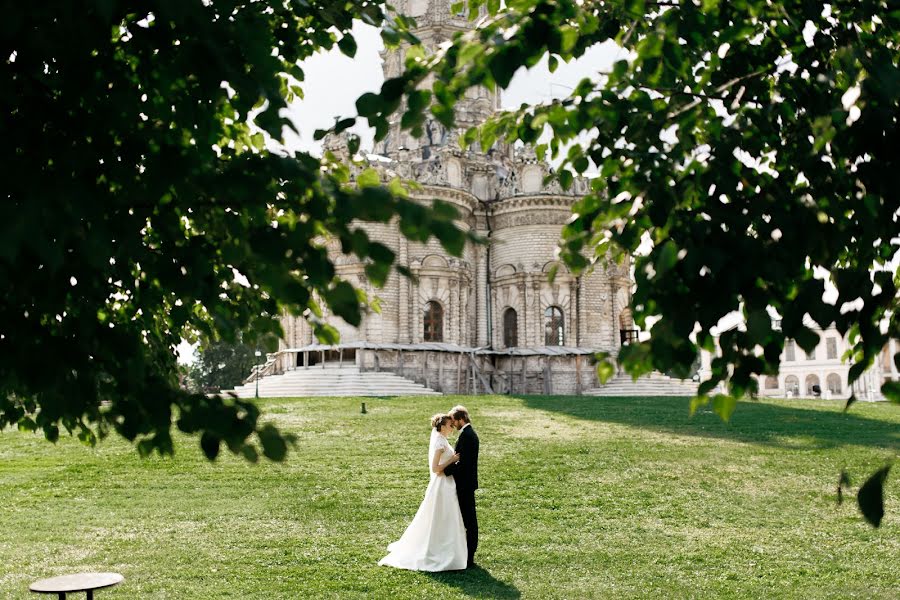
[1,395,898,599]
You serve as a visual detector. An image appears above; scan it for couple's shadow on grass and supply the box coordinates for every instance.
[424,565,520,599]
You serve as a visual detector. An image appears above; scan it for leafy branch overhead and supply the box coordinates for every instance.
[358,0,899,403]
[337,0,898,525]
[1,1,466,459]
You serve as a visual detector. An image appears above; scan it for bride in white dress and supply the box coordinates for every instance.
[378,414,468,571]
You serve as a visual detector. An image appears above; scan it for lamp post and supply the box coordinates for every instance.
[254,349,262,399]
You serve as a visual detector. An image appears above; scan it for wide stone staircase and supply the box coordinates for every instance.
[585,372,699,397]
[224,365,442,398]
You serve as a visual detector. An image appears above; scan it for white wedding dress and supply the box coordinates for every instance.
[378,430,468,571]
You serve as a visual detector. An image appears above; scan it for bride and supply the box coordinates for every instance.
[378,413,468,571]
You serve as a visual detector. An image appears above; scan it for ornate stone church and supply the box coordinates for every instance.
[251,0,639,396]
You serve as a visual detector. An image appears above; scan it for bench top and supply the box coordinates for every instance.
[30,572,124,593]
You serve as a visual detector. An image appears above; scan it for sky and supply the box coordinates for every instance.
[278,22,623,156]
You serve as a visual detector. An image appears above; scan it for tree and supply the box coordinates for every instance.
[1,1,468,460]
[189,332,276,394]
[343,0,898,523]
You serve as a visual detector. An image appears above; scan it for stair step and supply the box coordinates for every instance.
[224,367,442,398]
[585,371,699,397]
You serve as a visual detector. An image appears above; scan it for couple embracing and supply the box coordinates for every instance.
[379,405,480,572]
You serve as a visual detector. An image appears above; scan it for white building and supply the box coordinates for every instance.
[699,319,894,401]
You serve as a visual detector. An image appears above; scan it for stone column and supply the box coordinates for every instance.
[411,267,422,343]
[567,279,576,347]
[610,279,620,351]
[574,277,581,347]
[517,278,526,348]
[461,279,470,345]
[398,238,409,342]
[490,285,499,347]
[523,273,533,346]
[450,276,460,344]
[476,246,488,346]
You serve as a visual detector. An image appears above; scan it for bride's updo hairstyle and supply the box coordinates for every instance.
[431,413,451,431]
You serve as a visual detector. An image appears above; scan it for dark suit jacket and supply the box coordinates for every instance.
[444,424,479,491]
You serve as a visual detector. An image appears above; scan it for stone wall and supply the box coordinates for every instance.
[355,348,600,395]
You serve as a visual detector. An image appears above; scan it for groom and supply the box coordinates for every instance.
[443,405,479,568]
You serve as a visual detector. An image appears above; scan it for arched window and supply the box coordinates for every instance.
[764,376,779,390]
[503,308,518,348]
[785,375,800,396]
[423,301,443,342]
[826,373,842,394]
[544,306,564,346]
[805,374,820,396]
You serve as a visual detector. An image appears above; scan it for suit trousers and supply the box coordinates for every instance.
[457,487,477,565]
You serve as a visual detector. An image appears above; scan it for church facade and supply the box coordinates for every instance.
[270,0,635,395]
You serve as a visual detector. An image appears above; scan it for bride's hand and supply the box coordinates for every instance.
[451,453,461,463]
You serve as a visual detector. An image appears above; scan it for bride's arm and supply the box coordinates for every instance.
[431,448,460,474]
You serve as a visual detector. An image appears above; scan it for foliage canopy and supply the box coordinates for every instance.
[364,0,899,402]
[1,1,467,460]
[340,0,899,523]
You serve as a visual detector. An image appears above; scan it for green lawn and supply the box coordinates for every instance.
[1,395,898,599]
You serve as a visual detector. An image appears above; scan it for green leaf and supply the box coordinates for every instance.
[356,92,383,118]
[334,118,355,134]
[794,326,819,353]
[848,361,867,385]
[655,240,678,276]
[710,394,738,422]
[241,444,259,463]
[857,465,891,527]
[357,168,381,188]
[347,134,361,155]
[326,280,362,326]
[548,55,559,73]
[560,27,579,54]
[746,309,772,345]
[258,424,288,461]
[595,353,616,384]
[881,380,900,404]
[338,35,357,58]
[200,432,221,460]
[689,395,709,416]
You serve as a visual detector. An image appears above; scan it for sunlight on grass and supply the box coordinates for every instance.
[1,396,897,598]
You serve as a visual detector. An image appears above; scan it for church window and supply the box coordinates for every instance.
[544,306,564,346]
[423,301,443,342]
[826,337,838,360]
[503,308,518,347]
[785,375,800,395]
[805,374,820,395]
[764,376,778,389]
[826,373,842,394]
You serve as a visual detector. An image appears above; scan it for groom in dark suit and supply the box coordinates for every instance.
[442,405,479,568]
